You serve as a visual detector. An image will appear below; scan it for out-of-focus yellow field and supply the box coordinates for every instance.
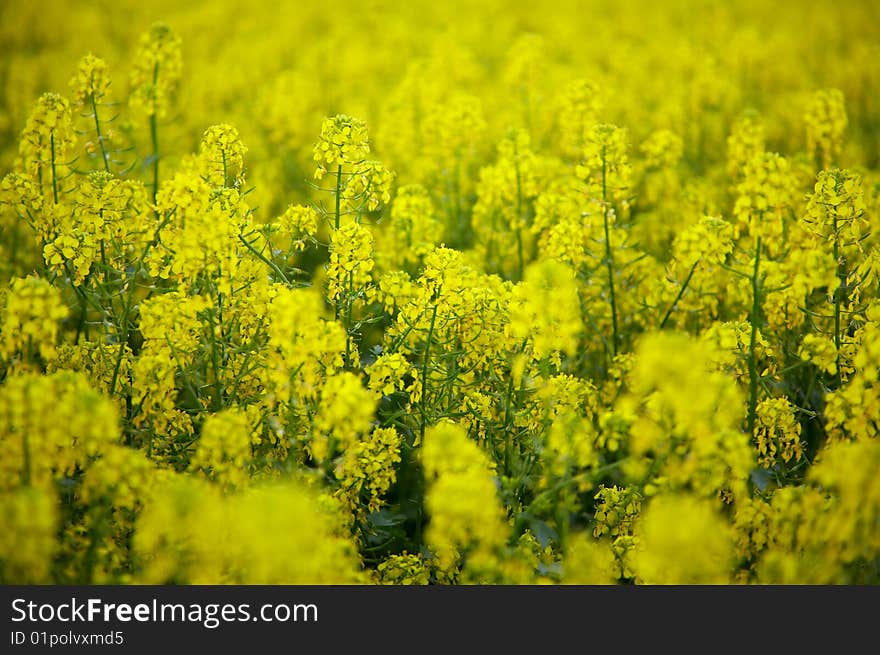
[0,0,878,584]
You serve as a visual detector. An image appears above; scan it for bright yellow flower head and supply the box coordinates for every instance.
[129,22,182,118]
[69,54,111,105]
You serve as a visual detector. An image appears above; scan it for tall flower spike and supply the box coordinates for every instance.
[69,54,110,106]
[313,114,371,180]
[198,123,248,188]
[805,89,847,170]
[18,93,74,190]
[129,22,182,119]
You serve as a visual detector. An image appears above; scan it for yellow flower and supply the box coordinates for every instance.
[577,123,632,206]
[313,114,371,179]
[421,421,507,572]
[69,54,111,105]
[129,22,182,118]
[17,92,74,186]
[754,398,803,467]
[805,88,847,169]
[509,259,582,362]
[0,371,120,492]
[1,276,68,365]
[326,221,374,302]
[562,533,618,584]
[311,372,377,462]
[631,494,735,584]
[335,426,401,514]
[375,552,431,585]
[190,408,256,490]
[0,487,57,583]
[198,124,248,188]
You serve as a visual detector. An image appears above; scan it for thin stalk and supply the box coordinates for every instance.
[659,259,700,329]
[334,164,343,230]
[334,164,343,321]
[108,288,134,397]
[344,270,354,368]
[108,212,174,396]
[208,308,223,411]
[51,137,90,341]
[21,433,31,487]
[502,374,516,473]
[150,62,160,208]
[747,235,762,438]
[90,92,111,173]
[238,233,291,285]
[601,146,619,357]
[419,302,439,444]
[831,215,845,387]
[514,148,524,281]
[50,132,59,205]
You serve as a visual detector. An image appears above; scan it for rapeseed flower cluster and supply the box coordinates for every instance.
[1,0,878,585]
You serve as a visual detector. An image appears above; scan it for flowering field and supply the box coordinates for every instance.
[1,0,878,585]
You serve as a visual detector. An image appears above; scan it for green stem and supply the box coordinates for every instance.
[150,113,159,208]
[108,290,134,397]
[419,302,439,444]
[50,132,59,205]
[108,212,173,397]
[659,259,700,329]
[238,233,291,285]
[81,506,109,584]
[334,164,343,321]
[334,164,343,230]
[832,216,844,387]
[21,432,31,487]
[514,148,524,281]
[208,308,223,411]
[601,146,619,357]
[150,62,160,208]
[344,270,354,368]
[90,92,111,173]
[747,235,762,438]
[502,374,516,473]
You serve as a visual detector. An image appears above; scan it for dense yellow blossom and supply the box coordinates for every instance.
[69,54,111,106]
[190,408,256,490]
[422,421,507,572]
[375,552,432,585]
[727,111,765,178]
[631,494,735,584]
[313,114,371,179]
[198,124,248,188]
[0,487,57,583]
[1,0,879,586]
[754,398,803,467]
[380,184,444,270]
[129,23,182,118]
[578,123,632,207]
[734,152,796,252]
[17,92,75,192]
[366,352,412,396]
[509,259,582,362]
[0,371,119,492]
[312,372,377,462]
[555,79,603,159]
[326,220,374,302]
[805,89,847,170]
[135,477,363,583]
[1,275,68,365]
[562,533,617,584]
[335,426,401,515]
